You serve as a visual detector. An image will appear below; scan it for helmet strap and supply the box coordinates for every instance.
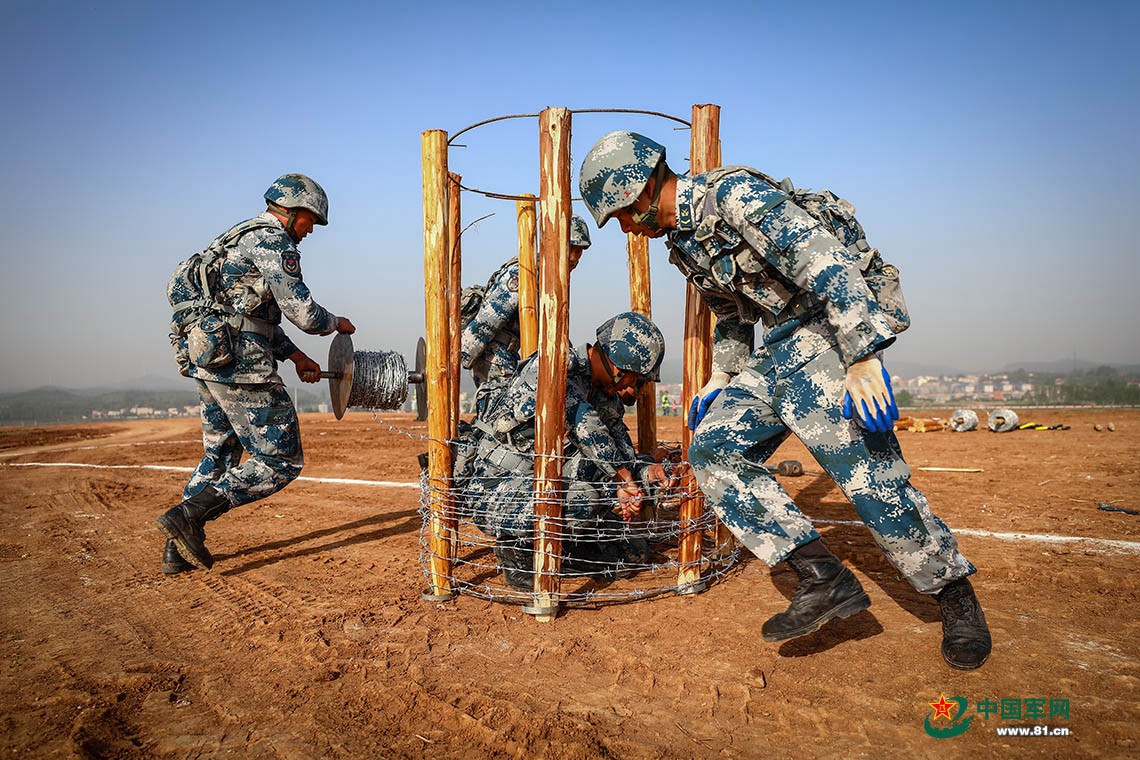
[284,209,300,242]
[269,202,301,242]
[628,161,667,232]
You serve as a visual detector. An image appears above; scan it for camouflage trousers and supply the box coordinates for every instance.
[688,345,974,594]
[183,380,303,508]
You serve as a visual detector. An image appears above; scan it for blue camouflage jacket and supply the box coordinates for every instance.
[460,258,521,382]
[666,168,896,374]
[479,345,643,480]
[189,212,339,384]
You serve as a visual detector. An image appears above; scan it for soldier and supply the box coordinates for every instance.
[463,311,675,590]
[580,133,991,670]
[460,215,592,389]
[157,173,355,574]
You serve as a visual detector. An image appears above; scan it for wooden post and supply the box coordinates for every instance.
[516,193,538,359]
[421,130,456,600]
[627,232,656,455]
[531,107,572,621]
[447,172,462,427]
[677,104,720,593]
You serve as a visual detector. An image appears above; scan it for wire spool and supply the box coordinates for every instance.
[987,408,1019,433]
[347,350,410,411]
[949,409,979,432]
[327,334,423,419]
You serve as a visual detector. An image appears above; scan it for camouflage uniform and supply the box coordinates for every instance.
[464,345,649,543]
[666,168,974,594]
[461,258,522,388]
[461,216,591,389]
[182,211,339,507]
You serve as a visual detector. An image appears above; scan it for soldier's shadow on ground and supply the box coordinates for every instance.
[216,508,421,575]
[772,472,941,625]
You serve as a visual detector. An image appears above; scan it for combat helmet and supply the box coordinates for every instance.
[570,214,592,249]
[579,132,666,227]
[264,173,329,225]
[595,311,664,381]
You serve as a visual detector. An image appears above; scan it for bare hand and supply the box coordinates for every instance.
[614,479,643,522]
[646,463,684,499]
[336,316,356,335]
[292,353,321,384]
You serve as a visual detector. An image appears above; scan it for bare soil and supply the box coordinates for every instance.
[1,408,1137,758]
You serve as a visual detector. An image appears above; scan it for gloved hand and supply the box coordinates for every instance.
[688,371,730,431]
[842,356,898,433]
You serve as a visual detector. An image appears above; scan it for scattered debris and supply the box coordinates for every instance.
[1098,503,1139,516]
[895,416,946,432]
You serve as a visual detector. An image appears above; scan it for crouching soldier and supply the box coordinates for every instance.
[462,312,675,590]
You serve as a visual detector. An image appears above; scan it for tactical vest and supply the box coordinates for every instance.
[167,218,280,375]
[693,166,910,335]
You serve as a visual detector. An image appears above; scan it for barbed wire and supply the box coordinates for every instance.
[358,406,739,604]
[416,486,741,605]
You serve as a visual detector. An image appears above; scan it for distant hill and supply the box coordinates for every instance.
[0,384,328,426]
[1002,359,1140,375]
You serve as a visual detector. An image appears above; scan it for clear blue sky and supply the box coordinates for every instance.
[1,0,1137,392]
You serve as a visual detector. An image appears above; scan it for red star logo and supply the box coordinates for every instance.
[929,694,956,721]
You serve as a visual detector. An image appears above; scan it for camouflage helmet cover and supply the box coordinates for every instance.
[570,214,592,249]
[578,131,666,227]
[595,311,664,381]
[264,173,329,225]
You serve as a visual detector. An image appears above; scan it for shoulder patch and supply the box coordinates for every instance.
[507,273,519,292]
[281,251,301,277]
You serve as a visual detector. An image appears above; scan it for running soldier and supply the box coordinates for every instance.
[158,173,355,574]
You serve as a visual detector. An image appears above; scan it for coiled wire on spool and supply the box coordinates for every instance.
[347,350,409,410]
[987,408,1019,433]
[949,409,979,432]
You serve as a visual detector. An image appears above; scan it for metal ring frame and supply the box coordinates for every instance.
[447,108,691,202]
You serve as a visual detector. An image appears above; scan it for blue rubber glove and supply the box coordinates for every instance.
[841,357,898,433]
[687,371,730,431]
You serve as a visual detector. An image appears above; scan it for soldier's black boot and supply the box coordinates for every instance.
[155,486,230,571]
[761,540,872,642]
[937,577,992,670]
[161,539,195,574]
[493,536,533,592]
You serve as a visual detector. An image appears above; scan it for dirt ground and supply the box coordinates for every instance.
[1,407,1137,758]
